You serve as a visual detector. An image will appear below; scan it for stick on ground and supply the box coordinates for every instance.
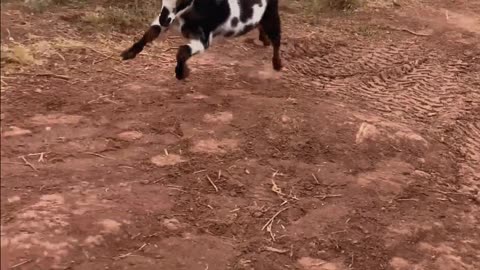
[264,246,289,253]
[206,175,219,192]
[13,72,71,80]
[116,243,147,259]
[314,194,343,200]
[312,173,320,184]
[11,259,33,269]
[19,156,37,171]
[85,152,115,160]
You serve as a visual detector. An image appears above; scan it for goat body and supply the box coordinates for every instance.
[121,0,282,80]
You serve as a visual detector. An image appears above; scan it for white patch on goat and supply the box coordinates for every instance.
[216,0,267,36]
[151,16,160,26]
[151,0,177,27]
[188,39,206,55]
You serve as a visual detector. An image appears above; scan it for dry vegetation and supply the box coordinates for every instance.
[0,0,362,70]
[17,0,361,30]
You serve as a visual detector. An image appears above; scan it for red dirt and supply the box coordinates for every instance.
[1,1,479,270]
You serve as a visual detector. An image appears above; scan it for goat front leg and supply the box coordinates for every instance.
[175,32,212,80]
[121,25,162,60]
[121,7,176,61]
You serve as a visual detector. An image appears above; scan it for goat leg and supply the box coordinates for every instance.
[121,25,161,60]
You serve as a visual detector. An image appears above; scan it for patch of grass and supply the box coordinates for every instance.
[91,1,162,31]
[1,44,37,65]
[23,0,86,13]
[21,0,161,31]
[298,0,363,24]
[80,4,160,32]
[1,37,86,70]
[305,0,362,13]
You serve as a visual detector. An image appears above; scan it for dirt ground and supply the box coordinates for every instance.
[1,0,479,269]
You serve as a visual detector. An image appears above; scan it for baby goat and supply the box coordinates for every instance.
[121,0,283,80]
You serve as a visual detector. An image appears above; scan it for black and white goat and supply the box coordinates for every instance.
[121,0,282,80]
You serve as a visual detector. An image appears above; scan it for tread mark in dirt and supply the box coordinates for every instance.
[285,38,480,185]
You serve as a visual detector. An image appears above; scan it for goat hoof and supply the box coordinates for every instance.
[273,59,283,71]
[120,49,137,60]
[175,63,190,80]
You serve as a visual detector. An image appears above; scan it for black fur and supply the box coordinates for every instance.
[121,0,282,80]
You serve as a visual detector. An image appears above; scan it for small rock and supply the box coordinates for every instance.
[252,211,263,218]
[203,111,233,124]
[151,154,186,167]
[30,113,83,125]
[281,115,290,123]
[34,88,42,93]
[394,131,429,149]
[117,131,143,141]
[7,196,21,203]
[474,192,480,203]
[140,180,150,185]
[413,170,430,178]
[298,257,346,270]
[389,257,415,270]
[2,126,32,137]
[163,218,182,231]
[355,122,379,144]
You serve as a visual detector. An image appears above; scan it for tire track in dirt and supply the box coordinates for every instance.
[285,37,480,187]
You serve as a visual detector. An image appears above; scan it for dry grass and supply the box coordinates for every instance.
[290,0,363,24]
[305,0,362,12]
[80,3,161,32]
[0,35,120,72]
[93,0,162,30]
[19,0,361,31]
[23,0,87,13]
[19,0,162,31]
[1,44,37,65]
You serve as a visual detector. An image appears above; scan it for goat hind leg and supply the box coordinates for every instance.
[260,0,282,70]
[258,25,271,47]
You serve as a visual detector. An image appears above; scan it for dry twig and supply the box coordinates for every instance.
[13,72,71,80]
[312,173,320,184]
[428,188,471,197]
[206,175,219,192]
[11,259,33,269]
[262,207,289,241]
[113,68,130,76]
[116,243,147,259]
[395,198,419,202]
[264,246,289,253]
[314,194,343,200]
[19,156,37,171]
[26,152,49,162]
[86,46,120,62]
[271,177,285,197]
[85,152,115,160]
[386,26,432,36]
